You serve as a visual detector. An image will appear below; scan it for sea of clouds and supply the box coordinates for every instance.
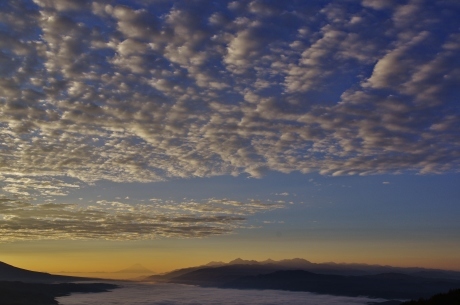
[57,282,388,305]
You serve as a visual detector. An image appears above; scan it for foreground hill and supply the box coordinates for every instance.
[0,261,96,282]
[0,262,119,305]
[401,288,460,305]
[0,281,118,305]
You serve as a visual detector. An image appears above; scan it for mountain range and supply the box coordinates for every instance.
[146,258,460,280]
[1,259,459,304]
[143,258,460,301]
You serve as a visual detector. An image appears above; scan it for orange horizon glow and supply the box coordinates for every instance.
[2,239,460,277]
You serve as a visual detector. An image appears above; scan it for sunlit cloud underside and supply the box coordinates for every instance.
[0,0,459,240]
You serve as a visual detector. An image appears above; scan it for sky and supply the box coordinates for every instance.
[0,0,460,275]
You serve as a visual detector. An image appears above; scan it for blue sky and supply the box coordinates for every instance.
[0,0,459,272]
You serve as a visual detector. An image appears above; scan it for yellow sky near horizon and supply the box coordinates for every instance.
[2,236,460,276]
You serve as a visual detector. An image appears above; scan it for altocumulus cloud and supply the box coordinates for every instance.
[1,0,460,191]
[0,197,286,241]
[0,0,459,239]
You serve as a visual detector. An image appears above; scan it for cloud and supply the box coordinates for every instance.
[55,282,386,305]
[0,0,459,200]
[276,192,289,196]
[0,197,287,242]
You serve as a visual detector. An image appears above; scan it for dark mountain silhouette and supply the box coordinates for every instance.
[143,258,460,301]
[221,270,460,300]
[228,258,259,265]
[145,258,460,282]
[401,288,460,305]
[145,266,205,282]
[164,264,283,286]
[142,259,326,282]
[0,262,119,304]
[411,270,460,281]
[0,261,100,282]
[0,281,118,305]
[144,261,270,283]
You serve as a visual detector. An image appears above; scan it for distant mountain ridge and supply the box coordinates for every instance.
[147,258,460,280]
[221,258,460,278]
[143,258,460,301]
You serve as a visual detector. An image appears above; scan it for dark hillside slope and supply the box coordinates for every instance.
[220,270,460,300]
[0,261,92,282]
[0,281,118,305]
[167,264,282,286]
[401,288,460,305]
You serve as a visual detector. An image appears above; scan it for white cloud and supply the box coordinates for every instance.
[0,0,458,201]
[276,192,289,196]
[32,0,90,12]
[361,0,397,10]
[0,197,287,242]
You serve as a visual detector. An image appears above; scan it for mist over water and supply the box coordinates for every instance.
[57,282,386,305]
